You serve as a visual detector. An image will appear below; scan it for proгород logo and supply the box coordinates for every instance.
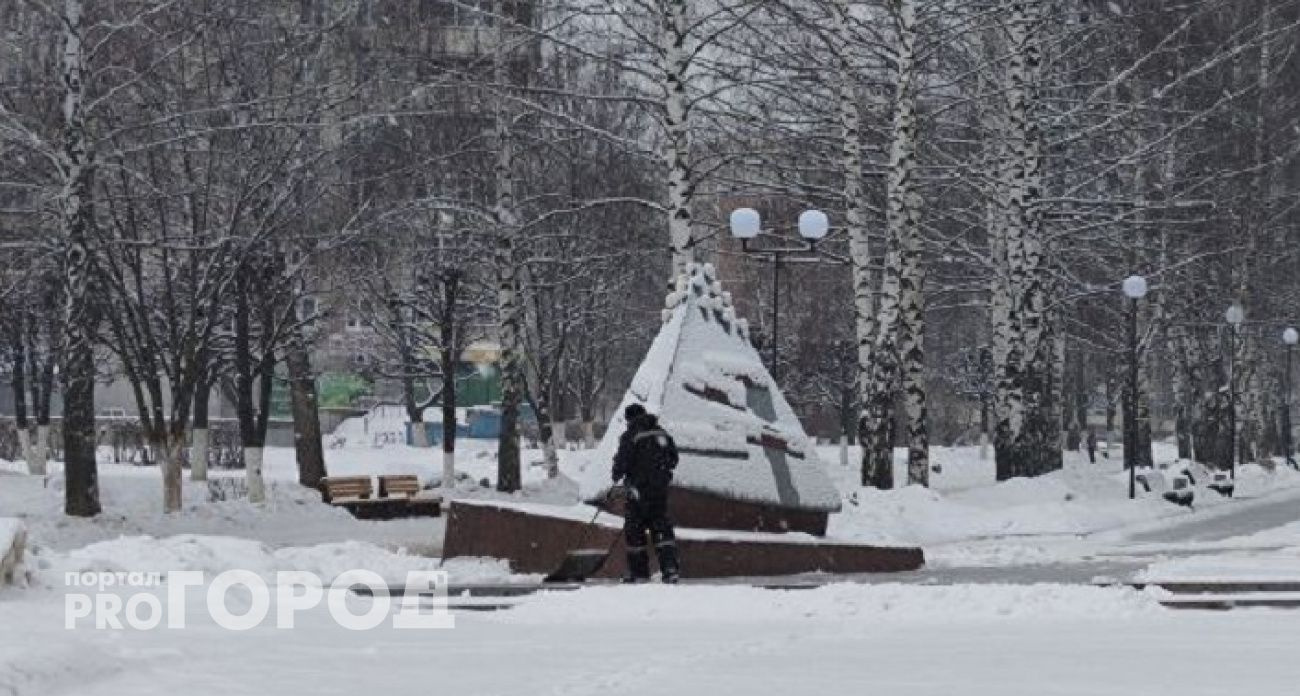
[64,570,454,631]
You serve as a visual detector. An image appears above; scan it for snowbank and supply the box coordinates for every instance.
[823,445,1300,549]
[29,534,524,586]
[3,461,445,553]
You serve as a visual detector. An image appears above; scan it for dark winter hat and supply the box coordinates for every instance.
[624,403,647,421]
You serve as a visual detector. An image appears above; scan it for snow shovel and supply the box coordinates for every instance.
[544,492,620,583]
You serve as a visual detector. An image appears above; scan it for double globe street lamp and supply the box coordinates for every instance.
[728,207,838,382]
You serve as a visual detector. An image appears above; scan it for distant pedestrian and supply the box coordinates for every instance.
[1085,429,1097,464]
[612,403,680,583]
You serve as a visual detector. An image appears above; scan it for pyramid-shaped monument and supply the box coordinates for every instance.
[579,262,841,534]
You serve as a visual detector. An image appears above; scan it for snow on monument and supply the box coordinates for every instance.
[577,262,841,534]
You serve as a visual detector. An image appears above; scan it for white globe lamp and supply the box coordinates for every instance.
[729,208,761,240]
[1121,275,1148,299]
[798,209,829,241]
[1226,304,1245,326]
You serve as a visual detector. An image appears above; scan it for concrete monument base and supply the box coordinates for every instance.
[443,500,924,579]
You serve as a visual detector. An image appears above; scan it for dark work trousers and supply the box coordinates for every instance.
[623,493,679,579]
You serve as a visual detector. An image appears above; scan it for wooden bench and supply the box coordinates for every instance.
[320,476,374,503]
[320,475,441,519]
[379,475,421,498]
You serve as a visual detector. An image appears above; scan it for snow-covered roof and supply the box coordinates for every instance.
[577,263,841,513]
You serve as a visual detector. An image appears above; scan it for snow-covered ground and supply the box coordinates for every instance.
[4,580,1299,696]
[5,419,1300,695]
[4,430,1300,568]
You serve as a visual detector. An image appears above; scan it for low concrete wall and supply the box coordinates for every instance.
[1,519,26,586]
[443,501,924,579]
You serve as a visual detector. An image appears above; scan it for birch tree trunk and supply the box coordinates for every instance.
[1235,0,1274,465]
[991,0,1055,481]
[493,6,524,493]
[983,23,1018,478]
[662,0,695,284]
[836,0,887,489]
[887,0,929,487]
[862,236,902,489]
[59,0,101,517]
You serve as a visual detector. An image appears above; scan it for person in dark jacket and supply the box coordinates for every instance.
[612,403,680,583]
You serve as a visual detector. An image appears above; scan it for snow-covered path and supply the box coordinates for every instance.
[4,583,1297,696]
[1127,486,1300,544]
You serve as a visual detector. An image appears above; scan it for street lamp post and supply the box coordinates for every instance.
[1283,327,1298,469]
[1122,275,1148,500]
[1225,303,1245,479]
[728,207,832,383]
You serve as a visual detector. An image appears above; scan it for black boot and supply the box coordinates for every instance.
[625,546,650,582]
[655,539,680,583]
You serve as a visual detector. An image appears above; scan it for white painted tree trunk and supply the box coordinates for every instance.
[191,428,209,482]
[159,436,184,513]
[18,429,35,475]
[543,437,560,479]
[661,0,694,283]
[245,446,266,504]
[551,419,566,450]
[839,435,849,468]
[30,425,49,477]
[410,422,430,449]
[582,420,596,449]
[442,449,456,490]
